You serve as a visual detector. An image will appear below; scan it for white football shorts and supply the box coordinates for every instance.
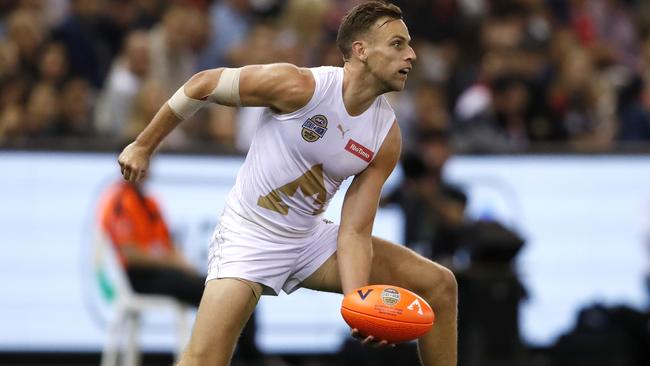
[206,206,338,295]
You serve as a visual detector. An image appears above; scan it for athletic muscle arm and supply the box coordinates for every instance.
[119,63,314,182]
[184,63,315,112]
[337,122,401,295]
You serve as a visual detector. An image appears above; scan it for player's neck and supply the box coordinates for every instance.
[341,63,382,117]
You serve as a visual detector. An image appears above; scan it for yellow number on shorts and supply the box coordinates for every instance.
[257,164,326,215]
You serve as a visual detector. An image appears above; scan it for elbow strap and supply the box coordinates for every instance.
[167,85,207,120]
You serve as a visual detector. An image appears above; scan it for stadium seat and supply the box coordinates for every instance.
[92,230,192,366]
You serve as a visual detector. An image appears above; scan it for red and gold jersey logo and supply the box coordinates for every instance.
[345,139,374,162]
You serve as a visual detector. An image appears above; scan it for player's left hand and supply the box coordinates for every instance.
[351,328,395,348]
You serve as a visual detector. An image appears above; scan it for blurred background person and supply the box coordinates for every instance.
[382,128,467,267]
[97,174,204,306]
[95,30,151,139]
[52,77,95,137]
[148,4,196,96]
[52,0,115,89]
[196,0,254,70]
[97,171,264,365]
[22,81,60,138]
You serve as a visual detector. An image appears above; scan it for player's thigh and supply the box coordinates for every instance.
[300,248,341,293]
[183,278,262,362]
[302,236,450,295]
[368,236,453,296]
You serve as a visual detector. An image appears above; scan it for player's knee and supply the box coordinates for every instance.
[420,264,457,310]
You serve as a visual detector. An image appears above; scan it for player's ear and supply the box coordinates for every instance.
[351,40,368,63]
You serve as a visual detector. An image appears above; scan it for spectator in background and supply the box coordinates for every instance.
[19,0,69,30]
[97,176,205,306]
[53,0,116,88]
[52,78,95,137]
[95,30,151,138]
[1,0,650,152]
[97,174,263,364]
[451,2,553,152]
[383,129,467,266]
[394,0,464,44]
[186,6,211,56]
[489,75,531,147]
[196,0,253,70]
[0,32,20,80]
[130,0,166,29]
[37,42,69,86]
[125,79,167,142]
[23,82,59,137]
[228,20,291,66]
[617,75,650,141]
[280,0,331,66]
[0,75,26,140]
[0,101,22,142]
[546,46,617,150]
[412,82,450,142]
[102,0,141,49]
[5,8,45,80]
[453,72,532,152]
[148,4,196,96]
[616,31,650,143]
[640,31,650,86]
[568,0,638,69]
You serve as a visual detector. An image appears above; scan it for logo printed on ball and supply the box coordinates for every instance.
[357,288,373,300]
[407,298,424,315]
[381,288,401,306]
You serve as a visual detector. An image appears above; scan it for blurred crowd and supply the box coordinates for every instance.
[2,0,650,153]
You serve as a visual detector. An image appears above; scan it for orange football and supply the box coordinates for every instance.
[341,285,435,343]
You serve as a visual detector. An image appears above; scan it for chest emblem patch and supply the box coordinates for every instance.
[345,139,374,162]
[301,115,328,142]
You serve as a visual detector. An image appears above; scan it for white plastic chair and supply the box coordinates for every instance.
[93,230,192,366]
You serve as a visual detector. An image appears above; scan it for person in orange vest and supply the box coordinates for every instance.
[97,177,204,305]
[98,177,263,362]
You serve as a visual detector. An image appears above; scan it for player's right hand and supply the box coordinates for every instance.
[118,141,152,183]
[351,328,395,348]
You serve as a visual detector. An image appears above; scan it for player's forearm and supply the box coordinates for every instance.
[134,104,182,153]
[337,232,373,295]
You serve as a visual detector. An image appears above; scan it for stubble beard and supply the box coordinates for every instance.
[369,65,402,94]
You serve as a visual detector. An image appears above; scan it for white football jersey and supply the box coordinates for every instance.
[225,66,396,236]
